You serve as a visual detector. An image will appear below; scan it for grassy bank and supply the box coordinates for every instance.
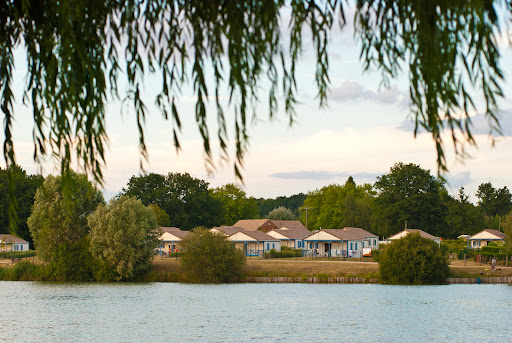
[3,257,512,282]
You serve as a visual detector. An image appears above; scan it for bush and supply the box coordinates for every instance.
[179,227,246,283]
[379,233,450,285]
[264,246,302,258]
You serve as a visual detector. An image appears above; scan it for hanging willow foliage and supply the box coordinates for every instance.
[1,0,510,233]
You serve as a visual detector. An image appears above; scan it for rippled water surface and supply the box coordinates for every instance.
[1,282,511,342]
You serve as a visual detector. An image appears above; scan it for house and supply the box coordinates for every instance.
[0,234,30,252]
[227,230,281,256]
[232,219,307,233]
[468,229,506,249]
[266,227,311,249]
[303,227,378,258]
[385,229,441,246]
[157,228,189,255]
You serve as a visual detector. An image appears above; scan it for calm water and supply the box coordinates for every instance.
[1,282,511,342]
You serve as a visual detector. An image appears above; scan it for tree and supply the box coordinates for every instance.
[179,227,246,283]
[88,196,161,281]
[0,165,43,244]
[373,162,447,238]
[211,183,259,226]
[379,233,450,285]
[27,172,104,280]
[148,204,171,227]
[444,187,486,238]
[502,212,512,252]
[123,172,223,230]
[257,193,307,219]
[303,178,375,230]
[268,206,295,221]
[476,182,512,218]
[2,1,505,202]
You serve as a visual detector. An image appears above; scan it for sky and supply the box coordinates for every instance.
[3,8,512,204]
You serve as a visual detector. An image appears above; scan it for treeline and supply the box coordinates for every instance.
[2,162,512,245]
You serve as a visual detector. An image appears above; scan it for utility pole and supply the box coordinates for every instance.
[301,207,313,230]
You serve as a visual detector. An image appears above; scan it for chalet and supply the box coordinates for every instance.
[266,227,311,249]
[232,219,307,233]
[157,228,189,255]
[210,226,245,236]
[303,227,378,258]
[468,229,506,249]
[0,234,29,252]
[227,230,281,256]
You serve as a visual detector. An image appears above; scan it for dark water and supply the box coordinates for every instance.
[1,282,511,342]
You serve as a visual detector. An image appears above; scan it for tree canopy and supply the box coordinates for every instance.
[2,0,508,198]
[211,183,259,226]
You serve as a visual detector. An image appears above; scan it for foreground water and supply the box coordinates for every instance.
[1,282,511,342]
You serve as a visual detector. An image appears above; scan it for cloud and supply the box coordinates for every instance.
[397,109,512,137]
[270,170,380,181]
[445,171,473,188]
[329,81,408,107]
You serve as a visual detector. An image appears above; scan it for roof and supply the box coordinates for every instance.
[160,230,190,241]
[305,227,377,241]
[387,229,439,241]
[0,234,29,244]
[160,227,181,233]
[268,228,311,240]
[271,220,307,231]
[233,219,275,231]
[229,230,279,242]
[211,226,245,236]
[469,229,506,240]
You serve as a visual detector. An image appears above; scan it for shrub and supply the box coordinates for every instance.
[379,233,450,285]
[179,227,246,283]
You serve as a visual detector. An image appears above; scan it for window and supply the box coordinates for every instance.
[374,239,376,246]
[20,245,23,251]
[298,241,301,248]
[309,242,313,249]
[355,243,358,250]
[267,243,270,250]
[272,243,275,249]
[350,242,353,250]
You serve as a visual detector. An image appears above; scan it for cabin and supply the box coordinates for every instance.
[157,228,189,255]
[0,234,29,252]
[468,229,506,249]
[303,227,378,258]
[385,229,441,246]
[227,230,281,256]
[266,227,311,249]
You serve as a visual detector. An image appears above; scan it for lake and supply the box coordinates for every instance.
[1,282,511,342]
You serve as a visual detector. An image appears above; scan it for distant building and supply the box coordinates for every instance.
[227,230,281,257]
[210,226,245,236]
[266,227,311,249]
[303,227,378,258]
[232,219,307,232]
[0,234,29,252]
[386,229,441,246]
[468,229,506,249]
[157,227,189,255]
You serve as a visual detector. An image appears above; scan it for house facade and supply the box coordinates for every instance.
[303,227,378,258]
[227,231,281,256]
[468,229,506,249]
[266,227,311,249]
[157,228,189,255]
[0,234,29,252]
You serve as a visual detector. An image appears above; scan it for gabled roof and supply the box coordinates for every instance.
[160,227,181,233]
[268,228,311,240]
[305,227,377,241]
[228,230,279,242]
[211,226,245,236]
[233,219,275,231]
[161,230,190,241]
[469,229,506,240]
[387,229,439,241]
[0,234,28,244]
[271,220,307,231]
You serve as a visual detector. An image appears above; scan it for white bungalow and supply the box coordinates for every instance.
[210,226,245,236]
[303,227,378,258]
[0,234,29,252]
[386,229,441,246]
[468,229,506,249]
[227,230,281,257]
[266,227,311,249]
[157,228,189,255]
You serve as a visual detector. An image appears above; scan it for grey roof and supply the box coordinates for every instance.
[162,230,190,239]
[270,228,311,240]
[160,227,181,233]
[0,234,29,244]
[233,219,274,231]
[271,220,307,231]
[469,229,506,240]
[230,230,279,242]
[306,227,377,241]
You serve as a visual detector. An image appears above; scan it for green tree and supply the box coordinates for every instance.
[268,206,295,220]
[123,172,223,230]
[373,162,447,238]
[0,165,43,244]
[148,204,171,227]
[179,227,246,283]
[257,193,307,219]
[502,212,512,252]
[444,187,486,238]
[88,196,161,281]
[211,183,259,226]
[303,178,375,230]
[476,182,512,218]
[379,233,450,285]
[27,172,104,280]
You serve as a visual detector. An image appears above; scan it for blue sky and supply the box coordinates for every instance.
[3,9,512,203]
